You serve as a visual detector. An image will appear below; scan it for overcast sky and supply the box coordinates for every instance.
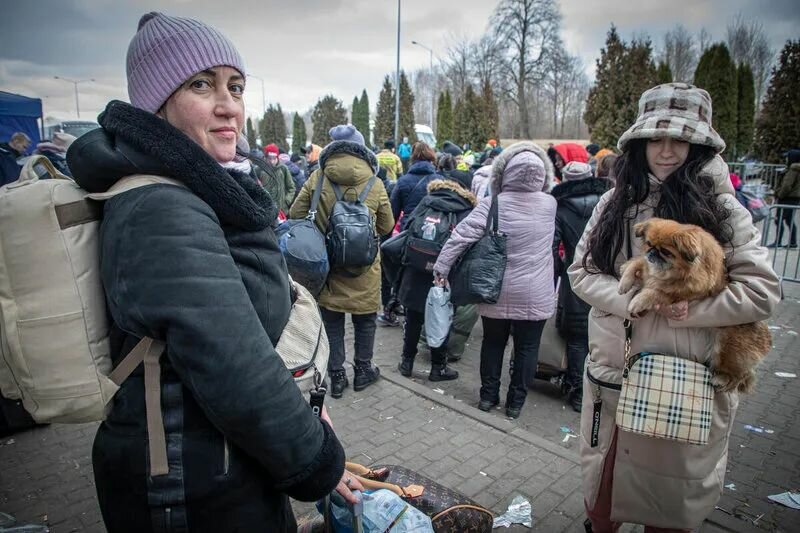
[1,0,797,124]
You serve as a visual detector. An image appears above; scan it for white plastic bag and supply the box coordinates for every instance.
[425,286,453,348]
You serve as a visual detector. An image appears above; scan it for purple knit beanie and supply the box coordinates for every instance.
[126,12,246,113]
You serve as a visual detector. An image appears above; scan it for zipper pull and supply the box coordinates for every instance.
[309,366,326,418]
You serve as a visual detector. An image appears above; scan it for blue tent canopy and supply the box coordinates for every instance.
[0,91,42,153]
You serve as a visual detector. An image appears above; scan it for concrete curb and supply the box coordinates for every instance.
[381,370,580,464]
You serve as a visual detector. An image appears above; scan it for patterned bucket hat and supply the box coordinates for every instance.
[617,82,725,153]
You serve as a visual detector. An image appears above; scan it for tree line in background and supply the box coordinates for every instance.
[246,3,796,164]
[583,19,800,162]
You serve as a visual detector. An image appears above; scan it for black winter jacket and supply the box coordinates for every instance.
[68,101,344,533]
[391,161,442,230]
[398,179,477,313]
[551,177,612,335]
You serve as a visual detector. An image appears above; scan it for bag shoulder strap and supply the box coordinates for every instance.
[308,173,325,220]
[85,174,187,201]
[485,194,500,235]
[108,336,169,477]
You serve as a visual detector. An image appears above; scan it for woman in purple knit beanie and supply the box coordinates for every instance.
[65,12,355,532]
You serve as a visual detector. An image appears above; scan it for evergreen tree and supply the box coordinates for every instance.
[291,112,306,154]
[480,80,500,146]
[260,104,290,152]
[375,75,395,145]
[311,95,348,146]
[245,117,257,149]
[656,61,673,84]
[694,43,738,156]
[452,96,467,147]
[359,89,371,146]
[436,90,453,147]
[464,85,485,151]
[351,90,370,145]
[398,71,417,142]
[584,26,657,149]
[755,40,800,163]
[351,96,359,125]
[736,63,755,157]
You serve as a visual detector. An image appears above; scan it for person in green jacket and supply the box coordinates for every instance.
[769,149,800,248]
[259,143,295,213]
[290,125,395,398]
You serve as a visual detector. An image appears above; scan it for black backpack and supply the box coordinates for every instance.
[403,205,458,272]
[325,175,380,268]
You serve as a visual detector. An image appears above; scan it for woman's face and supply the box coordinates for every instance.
[159,66,245,163]
[646,137,689,180]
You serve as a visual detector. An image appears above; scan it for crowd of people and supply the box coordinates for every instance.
[0,11,790,533]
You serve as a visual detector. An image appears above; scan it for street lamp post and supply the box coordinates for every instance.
[53,76,94,119]
[411,40,434,126]
[394,0,401,144]
[247,74,266,117]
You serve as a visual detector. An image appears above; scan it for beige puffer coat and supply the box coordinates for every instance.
[568,155,780,529]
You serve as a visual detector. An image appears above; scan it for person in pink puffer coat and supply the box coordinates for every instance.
[434,141,557,418]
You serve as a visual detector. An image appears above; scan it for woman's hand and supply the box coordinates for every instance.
[335,471,365,505]
[655,301,689,321]
[433,271,449,288]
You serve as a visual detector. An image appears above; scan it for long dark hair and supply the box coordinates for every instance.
[583,139,732,276]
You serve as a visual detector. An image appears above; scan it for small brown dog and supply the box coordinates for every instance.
[618,218,771,393]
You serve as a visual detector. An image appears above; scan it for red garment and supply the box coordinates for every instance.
[554,143,589,164]
[729,172,742,190]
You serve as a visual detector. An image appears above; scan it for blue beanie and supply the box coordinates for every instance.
[329,124,365,146]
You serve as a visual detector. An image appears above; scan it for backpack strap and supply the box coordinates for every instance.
[358,176,378,203]
[85,175,187,201]
[108,337,169,477]
[330,175,378,203]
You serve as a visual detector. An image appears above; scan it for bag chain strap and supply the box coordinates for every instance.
[622,319,633,378]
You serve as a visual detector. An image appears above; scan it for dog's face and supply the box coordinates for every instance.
[634,218,706,282]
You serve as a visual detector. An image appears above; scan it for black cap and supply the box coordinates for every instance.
[442,141,462,157]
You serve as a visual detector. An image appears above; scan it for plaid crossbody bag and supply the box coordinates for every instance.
[615,319,714,445]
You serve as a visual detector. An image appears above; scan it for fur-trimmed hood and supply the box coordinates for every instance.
[67,100,276,230]
[427,178,478,207]
[319,140,378,174]
[491,141,555,194]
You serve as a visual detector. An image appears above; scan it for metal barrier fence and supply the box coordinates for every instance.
[728,162,786,193]
[760,204,800,288]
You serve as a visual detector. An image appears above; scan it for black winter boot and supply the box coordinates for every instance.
[353,363,381,391]
[429,363,459,382]
[568,386,583,413]
[329,369,348,399]
[398,356,414,377]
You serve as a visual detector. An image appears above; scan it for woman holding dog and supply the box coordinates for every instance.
[569,83,780,532]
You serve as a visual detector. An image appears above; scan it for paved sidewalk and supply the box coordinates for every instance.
[1,288,799,532]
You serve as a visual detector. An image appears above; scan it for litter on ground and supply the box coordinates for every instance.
[768,492,800,510]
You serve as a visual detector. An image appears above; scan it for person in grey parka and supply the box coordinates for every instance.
[434,142,557,419]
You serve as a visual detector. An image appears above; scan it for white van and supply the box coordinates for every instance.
[414,124,436,149]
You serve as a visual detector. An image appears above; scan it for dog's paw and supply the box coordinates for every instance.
[618,277,637,295]
[711,371,735,392]
[712,370,753,393]
[627,293,652,318]
[736,371,757,394]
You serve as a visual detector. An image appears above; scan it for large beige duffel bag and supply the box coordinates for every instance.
[0,157,327,473]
